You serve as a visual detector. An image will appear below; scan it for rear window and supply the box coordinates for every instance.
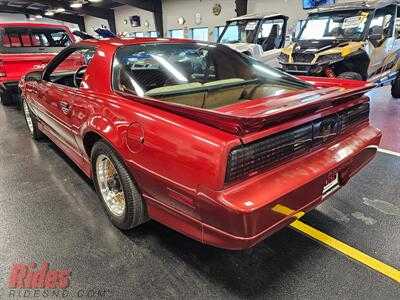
[1,27,72,51]
[113,43,312,109]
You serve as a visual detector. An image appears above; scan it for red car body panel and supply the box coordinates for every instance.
[0,23,76,92]
[20,38,382,249]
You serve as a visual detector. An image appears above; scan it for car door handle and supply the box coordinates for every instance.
[59,101,71,114]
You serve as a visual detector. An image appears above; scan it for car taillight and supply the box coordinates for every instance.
[225,102,370,185]
[0,61,6,77]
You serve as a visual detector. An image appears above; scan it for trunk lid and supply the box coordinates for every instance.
[119,77,375,137]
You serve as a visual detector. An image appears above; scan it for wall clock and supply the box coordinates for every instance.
[212,3,221,16]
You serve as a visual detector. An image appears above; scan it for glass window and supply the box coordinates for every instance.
[369,5,395,38]
[214,26,226,42]
[2,27,71,48]
[300,10,370,41]
[258,19,284,39]
[48,48,96,88]
[190,27,208,41]
[295,20,306,38]
[113,43,312,109]
[134,32,144,38]
[218,20,256,43]
[148,31,157,37]
[168,29,184,39]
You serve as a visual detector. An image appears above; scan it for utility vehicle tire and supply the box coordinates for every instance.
[391,75,400,98]
[91,140,148,230]
[337,72,363,81]
[0,89,14,106]
[22,97,44,140]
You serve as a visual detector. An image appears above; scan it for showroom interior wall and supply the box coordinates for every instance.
[0,0,364,39]
[84,15,111,33]
[248,0,307,31]
[112,0,348,41]
[114,5,156,35]
[0,12,26,22]
[161,0,236,41]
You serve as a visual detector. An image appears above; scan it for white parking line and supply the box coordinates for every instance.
[378,148,400,158]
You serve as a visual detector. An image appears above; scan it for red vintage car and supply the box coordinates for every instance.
[19,38,381,250]
[0,22,76,106]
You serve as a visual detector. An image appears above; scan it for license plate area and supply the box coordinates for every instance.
[322,172,340,199]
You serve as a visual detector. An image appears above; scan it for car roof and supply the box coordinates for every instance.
[79,37,203,48]
[227,13,288,21]
[309,0,400,13]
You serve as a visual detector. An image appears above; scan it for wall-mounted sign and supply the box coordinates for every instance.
[213,3,221,16]
[194,12,202,25]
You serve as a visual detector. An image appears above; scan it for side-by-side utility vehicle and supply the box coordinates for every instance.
[279,0,400,97]
[218,13,288,67]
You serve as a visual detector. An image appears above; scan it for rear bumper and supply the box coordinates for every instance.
[146,125,381,250]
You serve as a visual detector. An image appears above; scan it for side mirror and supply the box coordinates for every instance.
[25,71,43,82]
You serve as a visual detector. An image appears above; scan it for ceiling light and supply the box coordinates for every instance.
[56,8,66,13]
[45,11,55,16]
[88,0,103,2]
[35,15,43,19]
[70,3,82,8]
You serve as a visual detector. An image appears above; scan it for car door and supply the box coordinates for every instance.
[35,46,94,152]
[367,5,396,77]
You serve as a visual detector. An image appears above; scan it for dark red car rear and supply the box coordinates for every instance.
[0,22,75,106]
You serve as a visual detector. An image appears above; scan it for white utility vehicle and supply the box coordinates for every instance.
[217,13,288,67]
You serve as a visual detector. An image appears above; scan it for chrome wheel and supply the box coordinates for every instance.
[96,154,126,217]
[23,100,34,135]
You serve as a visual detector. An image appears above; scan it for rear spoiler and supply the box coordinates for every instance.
[118,78,376,136]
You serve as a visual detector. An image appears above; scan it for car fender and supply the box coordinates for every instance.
[80,114,130,157]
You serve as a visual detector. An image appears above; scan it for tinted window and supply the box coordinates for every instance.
[2,27,72,48]
[113,43,311,109]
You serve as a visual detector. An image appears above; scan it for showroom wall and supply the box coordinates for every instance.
[0,12,27,22]
[114,5,156,35]
[162,0,236,41]
[248,0,307,32]
[112,0,350,41]
[84,15,110,33]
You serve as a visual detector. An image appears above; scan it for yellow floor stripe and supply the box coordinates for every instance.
[272,204,400,283]
[290,220,400,283]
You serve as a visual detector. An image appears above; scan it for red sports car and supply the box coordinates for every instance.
[19,38,381,250]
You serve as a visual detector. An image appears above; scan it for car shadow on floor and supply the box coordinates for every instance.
[123,219,324,298]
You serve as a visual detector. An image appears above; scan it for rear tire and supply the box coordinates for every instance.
[22,97,44,140]
[0,89,14,106]
[91,140,148,230]
[391,75,400,98]
[337,72,363,81]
